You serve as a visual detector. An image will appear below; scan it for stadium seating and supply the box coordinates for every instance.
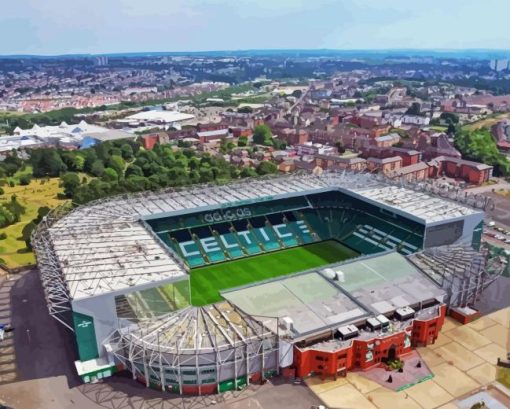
[147,190,426,268]
[249,217,283,251]
[231,220,263,255]
[168,230,206,268]
[211,223,245,259]
[191,226,226,263]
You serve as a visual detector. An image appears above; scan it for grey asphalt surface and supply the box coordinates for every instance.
[0,270,322,409]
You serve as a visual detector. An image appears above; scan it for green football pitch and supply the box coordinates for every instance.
[189,240,358,306]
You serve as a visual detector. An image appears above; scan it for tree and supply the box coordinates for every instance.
[1,163,18,177]
[61,151,85,172]
[237,106,253,114]
[240,167,257,178]
[108,155,125,176]
[447,123,457,135]
[125,164,143,178]
[405,102,421,116]
[1,152,23,176]
[198,166,213,183]
[123,175,151,192]
[455,129,510,175]
[31,149,67,177]
[237,135,248,147]
[84,150,98,173]
[102,167,119,182]
[291,89,303,98]
[252,124,273,146]
[22,221,36,249]
[256,161,278,175]
[90,160,105,177]
[335,141,346,154]
[94,141,112,162]
[61,172,81,198]
[0,205,16,228]
[34,206,50,223]
[19,174,32,186]
[273,138,287,150]
[121,143,134,160]
[440,112,459,124]
[73,154,85,171]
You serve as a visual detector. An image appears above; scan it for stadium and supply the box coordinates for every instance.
[32,171,500,395]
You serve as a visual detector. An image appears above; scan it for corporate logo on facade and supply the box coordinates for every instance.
[179,220,310,257]
[202,208,252,224]
[77,320,92,329]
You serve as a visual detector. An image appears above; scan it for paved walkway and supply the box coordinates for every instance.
[306,307,510,409]
[0,270,321,409]
[0,272,21,385]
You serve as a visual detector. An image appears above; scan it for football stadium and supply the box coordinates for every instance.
[32,171,501,394]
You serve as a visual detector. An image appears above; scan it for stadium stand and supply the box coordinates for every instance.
[211,223,245,259]
[231,219,262,255]
[148,191,427,268]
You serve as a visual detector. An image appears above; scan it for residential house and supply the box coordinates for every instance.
[428,156,493,185]
[388,162,429,182]
[314,154,367,172]
[367,156,403,174]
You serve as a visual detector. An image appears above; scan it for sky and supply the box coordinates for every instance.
[2,0,510,55]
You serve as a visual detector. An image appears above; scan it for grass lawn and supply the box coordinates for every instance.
[0,177,68,268]
[189,240,358,306]
[463,113,510,131]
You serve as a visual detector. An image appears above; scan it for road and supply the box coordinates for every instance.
[465,179,510,195]
[288,85,310,114]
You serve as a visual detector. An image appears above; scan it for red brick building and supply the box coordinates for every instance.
[274,128,309,145]
[367,156,403,174]
[360,146,421,167]
[141,132,172,150]
[314,154,367,172]
[428,156,493,185]
[294,305,446,379]
[225,252,448,383]
[389,162,430,182]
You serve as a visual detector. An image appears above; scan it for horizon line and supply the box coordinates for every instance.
[2,47,510,58]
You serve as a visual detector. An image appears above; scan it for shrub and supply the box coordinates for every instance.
[19,174,32,186]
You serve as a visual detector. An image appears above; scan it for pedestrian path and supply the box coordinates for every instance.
[0,272,20,384]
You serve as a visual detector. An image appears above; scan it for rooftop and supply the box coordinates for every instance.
[222,272,369,339]
[1,121,133,152]
[326,252,445,314]
[125,110,195,123]
[110,301,277,355]
[40,172,482,301]
[221,252,446,340]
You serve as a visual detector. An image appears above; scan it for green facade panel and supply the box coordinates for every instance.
[73,312,99,361]
[218,379,235,392]
[472,220,483,250]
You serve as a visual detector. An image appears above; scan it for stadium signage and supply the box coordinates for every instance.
[179,221,311,257]
[203,208,252,224]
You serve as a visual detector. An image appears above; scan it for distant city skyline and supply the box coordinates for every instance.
[2,0,510,55]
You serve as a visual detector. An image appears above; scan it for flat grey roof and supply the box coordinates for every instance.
[327,252,446,314]
[222,272,369,338]
[222,252,446,339]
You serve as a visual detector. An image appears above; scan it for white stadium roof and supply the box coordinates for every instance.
[33,172,484,323]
